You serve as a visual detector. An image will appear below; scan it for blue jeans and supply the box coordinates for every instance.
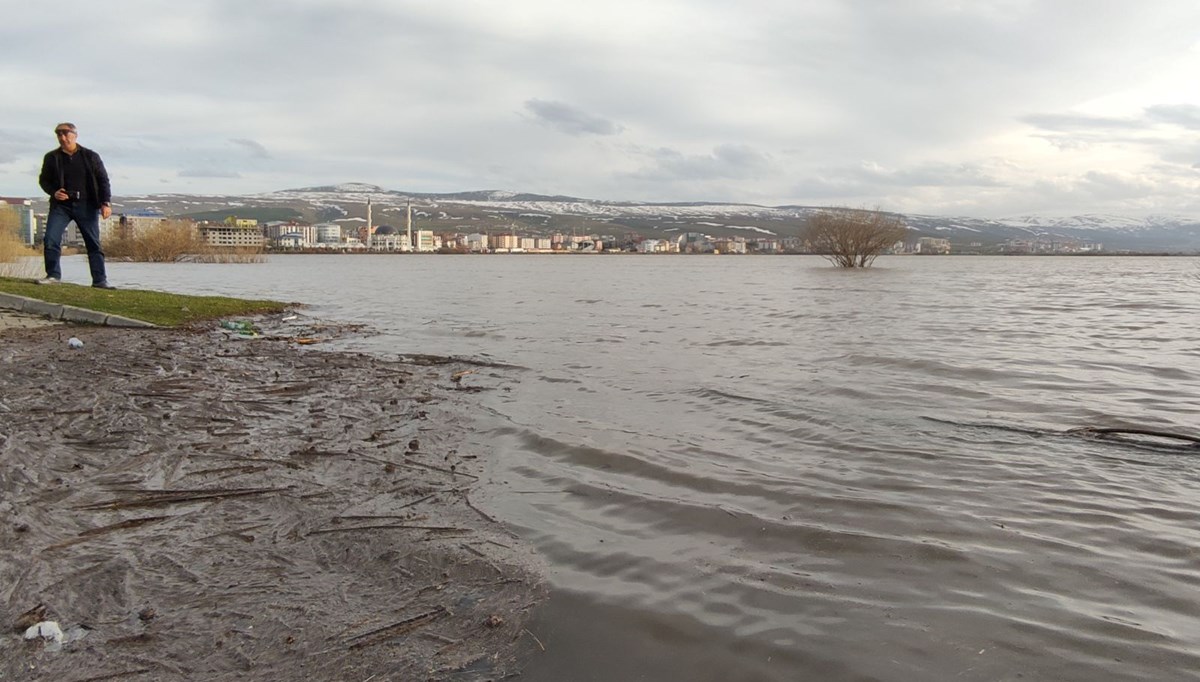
[43,201,107,285]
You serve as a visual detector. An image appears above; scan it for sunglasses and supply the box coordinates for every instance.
[55,129,75,136]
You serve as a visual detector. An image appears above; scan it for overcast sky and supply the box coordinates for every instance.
[3,1,1199,217]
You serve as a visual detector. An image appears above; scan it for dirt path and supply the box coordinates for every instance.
[0,309,61,332]
[0,318,544,681]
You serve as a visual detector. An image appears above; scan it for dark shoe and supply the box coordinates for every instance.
[92,282,117,290]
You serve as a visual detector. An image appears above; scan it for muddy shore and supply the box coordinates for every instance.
[0,315,545,681]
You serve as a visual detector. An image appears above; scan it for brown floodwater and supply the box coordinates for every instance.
[113,254,1200,681]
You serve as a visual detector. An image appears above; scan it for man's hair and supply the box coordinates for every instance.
[54,122,77,132]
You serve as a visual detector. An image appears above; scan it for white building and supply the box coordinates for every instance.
[370,225,412,251]
[714,238,747,254]
[465,233,489,252]
[199,225,265,248]
[0,198,37,245]
[637,239,670,253]
[264,222,317,246]
[916,237,951,254]
[414,229,437,252]
[315,223,343,244]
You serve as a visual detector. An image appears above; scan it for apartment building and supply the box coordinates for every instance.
[264,221,317,246]
[414,230,437,252]
[199,224,265,248]
[0,197,36,245]
[916,237,951,254]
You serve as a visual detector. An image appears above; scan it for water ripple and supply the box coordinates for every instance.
[114,254,1200,681]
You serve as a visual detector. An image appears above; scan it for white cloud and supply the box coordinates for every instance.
[1,0,1199,217]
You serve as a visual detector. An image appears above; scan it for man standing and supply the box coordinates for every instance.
[37,122,115,289]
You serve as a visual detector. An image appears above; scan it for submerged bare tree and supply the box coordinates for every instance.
[805,207,907,268]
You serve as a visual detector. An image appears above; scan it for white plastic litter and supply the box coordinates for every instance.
[24,620,64,644]
[67,337,84,349]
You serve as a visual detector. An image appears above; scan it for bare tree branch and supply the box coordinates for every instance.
[805,207,907,268]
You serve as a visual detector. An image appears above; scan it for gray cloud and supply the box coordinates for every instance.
[179,168,241,179]
[1145,104,1200,130]
[0,143,18,165]
[788,160,1008,207]
[231,138,271,159]
[1034,134,1096,152]
[1077,171,1156,200]
[635,144,773,182]
[851,161,1007,188]
[0,130,48,166]
[1021,113,1145,132]
[524,100,621,136]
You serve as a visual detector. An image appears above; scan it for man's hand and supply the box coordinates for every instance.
[101,204,112,219]
[53,188,68,201]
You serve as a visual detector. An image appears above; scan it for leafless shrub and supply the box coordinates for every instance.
[108,219,202,262]
[805,207,907,268]
[106,220,265,263]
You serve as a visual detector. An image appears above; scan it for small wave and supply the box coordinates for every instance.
[537,376,582,385]
[703,339,788,347]
[687,387,774,405]
[923,417,1200,456]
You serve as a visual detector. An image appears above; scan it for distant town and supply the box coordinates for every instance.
[1,196,1107,255]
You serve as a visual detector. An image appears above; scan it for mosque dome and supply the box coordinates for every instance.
[374,225,397,235]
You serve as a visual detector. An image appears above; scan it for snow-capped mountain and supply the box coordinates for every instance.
[107,185,1200,252]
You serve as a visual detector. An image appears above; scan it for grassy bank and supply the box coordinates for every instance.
[0,277,291,327]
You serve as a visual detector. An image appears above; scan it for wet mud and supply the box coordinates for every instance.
[0,316,545,681]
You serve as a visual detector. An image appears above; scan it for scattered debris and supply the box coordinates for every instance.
[523,628,547,652]
[13,604,48,633]
[0,319,545,680]
[1066,426,1200,450]
[24,620,64,644]
[219,319,258,335]
[77,486,293,511]
[347,607,449,649]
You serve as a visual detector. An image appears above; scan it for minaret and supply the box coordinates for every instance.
[366,197,373,250]
[406,200,413,251]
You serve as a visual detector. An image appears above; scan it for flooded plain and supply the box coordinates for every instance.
[110,254,1200,681]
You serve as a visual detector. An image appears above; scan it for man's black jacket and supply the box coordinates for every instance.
[38,145,112,210]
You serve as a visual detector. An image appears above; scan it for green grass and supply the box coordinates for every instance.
[0,277,292,327]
